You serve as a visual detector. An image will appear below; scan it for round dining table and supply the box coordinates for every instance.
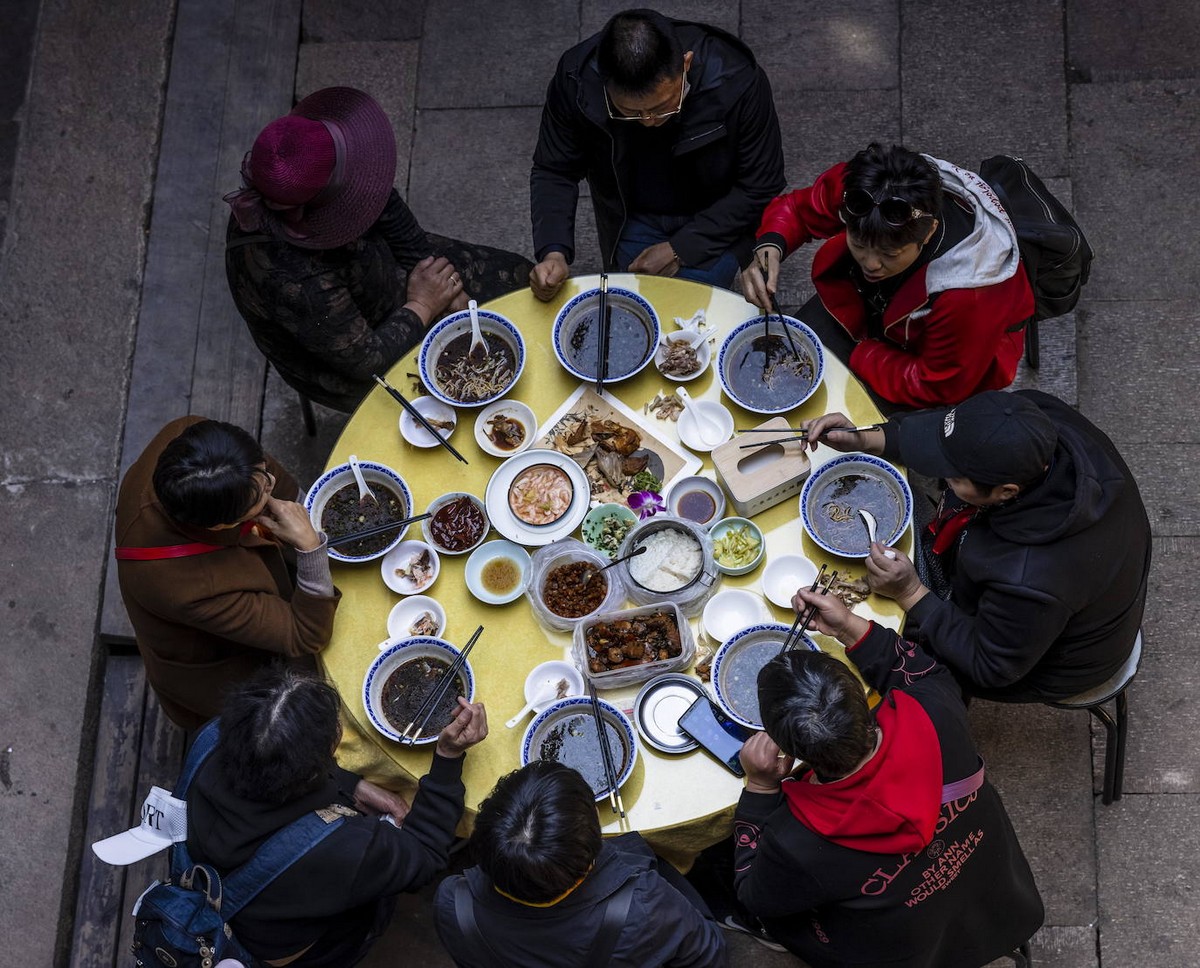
[320,274,910,868]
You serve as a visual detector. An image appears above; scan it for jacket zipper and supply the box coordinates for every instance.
[1015,158,1081,271]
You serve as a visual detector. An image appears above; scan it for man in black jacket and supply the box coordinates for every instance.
[528,9,784,300]
[734,589,1043,967]
[805,390,1151,700]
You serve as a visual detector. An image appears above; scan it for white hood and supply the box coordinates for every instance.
[920,154,1022,296]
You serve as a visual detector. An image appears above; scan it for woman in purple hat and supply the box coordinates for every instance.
[224,87,533,413]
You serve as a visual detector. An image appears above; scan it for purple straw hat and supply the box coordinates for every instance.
[226,86,397,250]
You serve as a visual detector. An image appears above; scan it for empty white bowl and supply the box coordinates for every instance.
[761,554,820,610]
[676,399,734,452]
[702,589,772,645]
[399,396,458,448]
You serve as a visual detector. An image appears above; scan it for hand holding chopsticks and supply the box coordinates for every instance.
[738,424,885,450]
[401,625,483,744]
[782,567,839,652]
[587,681,626,819]
[372,374,469,465]
[326,511,433,549]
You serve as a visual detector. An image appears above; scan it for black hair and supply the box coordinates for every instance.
[842,143,943,250]
[758,650,875,781]
[470,761,602,903]
[215,666,341,804]
[597,9,684,96]
[152,419,270,529]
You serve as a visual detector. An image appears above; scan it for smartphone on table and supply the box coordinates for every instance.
[678,696,755,777]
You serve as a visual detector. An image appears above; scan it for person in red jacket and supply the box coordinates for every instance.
[741,143,1033,409]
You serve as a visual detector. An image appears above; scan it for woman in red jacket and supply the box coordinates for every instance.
[741,143,1033,409]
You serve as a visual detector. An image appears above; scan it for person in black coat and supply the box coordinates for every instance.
[187,667,488,968]
[528,8,784,299]
[434,761,727,967]
[734,589,1043,967]
[804,389,1151,700]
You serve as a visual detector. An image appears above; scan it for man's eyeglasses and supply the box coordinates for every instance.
[841,189,932,226]
[605,73,689,122]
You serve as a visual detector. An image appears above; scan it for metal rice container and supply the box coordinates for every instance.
[616,514,718,617]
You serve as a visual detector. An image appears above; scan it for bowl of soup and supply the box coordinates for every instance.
[800,453,912,558]
[305,461,413,563]
[552,286,660,383]
[465,539,532,605]
[363,637,476,745]
[521,696,638,802]
[711,623,817,730]
[717,315,824,415]
[418,309,525,407]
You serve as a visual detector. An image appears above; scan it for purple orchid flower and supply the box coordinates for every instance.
[628,490,665,519]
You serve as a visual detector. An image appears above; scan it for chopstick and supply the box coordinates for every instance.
[737,424,885,449]
[372,374,469,465]
[785,569,839,652]
[594,273,610,396]
[402,625,484,743]
[588,681,625,819]
[780,564,826,653]
[326,511,433,549]
[767,286,801,358]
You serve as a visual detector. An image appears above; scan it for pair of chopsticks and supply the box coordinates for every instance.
[326,511,432,549]
[372,374,469,465]
[782,565,839,652]
[400,625,484,744]
[594,273,611,396]
[587,681,626,819]
[737,423,885,450]
[758,265,801,358]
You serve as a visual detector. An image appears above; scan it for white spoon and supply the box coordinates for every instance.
[468,299,487,360]
[677,387,722,447]
[348,454,376,505]
[859,508,896,558]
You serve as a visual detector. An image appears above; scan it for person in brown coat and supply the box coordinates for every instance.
[114,416,340,729]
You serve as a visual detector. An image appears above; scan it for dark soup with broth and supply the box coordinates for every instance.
[539,712,626,798]
[812,473,901,555]
[726,333,815,410]
[381,656,466,736]
[321,482,407,557]
[566,304,652,379]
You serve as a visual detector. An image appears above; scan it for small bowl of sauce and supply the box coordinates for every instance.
[422,492,490,556]
[465,539,532,605]
[665,476,726,529]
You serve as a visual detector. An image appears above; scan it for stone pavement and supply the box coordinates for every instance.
[0,1,1197,965]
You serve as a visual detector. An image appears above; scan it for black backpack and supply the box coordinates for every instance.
[129,721,346,968]
[979,154,1094,325]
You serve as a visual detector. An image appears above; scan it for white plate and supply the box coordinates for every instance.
[398,396,458,448]
[386,595,448,641]
[484,449,592,547]
[761,554,819,609]
[474,400,537,458]
[381,540,441,595]
[464,539,532,605]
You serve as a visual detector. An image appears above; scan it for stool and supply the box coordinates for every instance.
[1011,940,1033,967]
[1049,631,1142,805]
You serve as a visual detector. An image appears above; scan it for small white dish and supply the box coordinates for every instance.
[664,475,726,528]
[761,554,820,610]
[386,595,448,641]
[505,660,586,728]
[381,540,441,595]
[702,589,772,645]
[474,400,537,458]
[654,329,712,382]
[465,539,532,605]
[399,396,458,448]
[676,399,734,452]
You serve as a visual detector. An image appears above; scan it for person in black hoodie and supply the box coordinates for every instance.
[187,667,488,968]
[528,8,784,299]
[433,761,727,967]
[804,390,1151,701]
[734,589,1043,967]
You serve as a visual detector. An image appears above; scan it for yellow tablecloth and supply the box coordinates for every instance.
[321,274,909,867]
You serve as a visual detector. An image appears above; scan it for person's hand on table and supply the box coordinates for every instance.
[353,778,411,826]
[740,246,780,313]
[866,544,928,611]
[792,587,871,647]
[530,252,569,301]
[436,698,488,758]
[255,497,321,553]
[405,255,463,325]
[628,241,681,277]
[801,411,886,456]
[739,732,793,795]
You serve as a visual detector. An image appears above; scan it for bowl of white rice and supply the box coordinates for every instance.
[617,516,718,616]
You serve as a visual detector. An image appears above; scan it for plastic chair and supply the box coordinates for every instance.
[1049,631,1142,805]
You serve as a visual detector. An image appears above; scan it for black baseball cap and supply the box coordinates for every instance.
[898,392,1058,486]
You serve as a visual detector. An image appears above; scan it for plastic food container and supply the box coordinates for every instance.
[572,601,696,690]
[527,538,626,632]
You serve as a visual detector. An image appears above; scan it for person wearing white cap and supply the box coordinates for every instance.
[92,787,189,865]
[803,389,1150,701]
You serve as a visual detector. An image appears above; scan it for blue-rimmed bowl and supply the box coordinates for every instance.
[717,315,825,415]
[521,696,638,802]
[800,452,912,558]
[552,287,660,383]
[712,623,817,730]
[363,636,476,745]
[418,309,526,407]
[305,461,414,563]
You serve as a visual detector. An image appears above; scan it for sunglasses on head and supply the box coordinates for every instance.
[841,189,932,226]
